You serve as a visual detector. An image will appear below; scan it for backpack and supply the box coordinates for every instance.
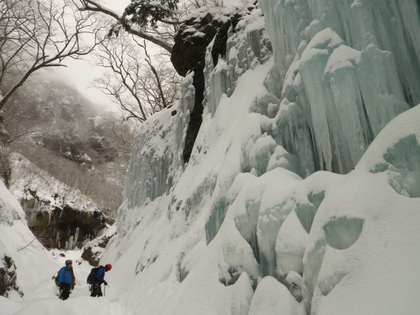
[86,267,99,284]
[54,268,62,287]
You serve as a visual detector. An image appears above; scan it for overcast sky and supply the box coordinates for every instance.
[53,0,248,111]
[53,0,130,111]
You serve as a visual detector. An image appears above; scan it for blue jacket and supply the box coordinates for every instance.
[95,265,106,284]
[59,266,73,285]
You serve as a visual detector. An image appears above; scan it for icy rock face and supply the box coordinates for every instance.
[10,154,107,250]
[171,7,227,77]
[231,169,339,282]
[122,75,194,210]
[248,276,305,315]
[204,5,271,117]
[109,2,420,315]
[259,0,420,174]
[301,106,420,315]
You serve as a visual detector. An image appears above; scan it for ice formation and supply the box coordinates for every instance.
[260,0,419,175]
[101,1,420,314]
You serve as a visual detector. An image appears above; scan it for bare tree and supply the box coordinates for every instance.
[0,0,104,109]
[2,92,42,144]
[77,0,176,53]
[92,35,180,123]
[135,38,180,112]
[76,0,225,51]
[107,119,136,157]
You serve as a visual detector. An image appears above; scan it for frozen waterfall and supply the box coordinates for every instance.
[260,0,418,174]
[107,1,420,315]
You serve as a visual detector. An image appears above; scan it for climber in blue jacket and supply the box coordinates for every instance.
[58,260,75,300]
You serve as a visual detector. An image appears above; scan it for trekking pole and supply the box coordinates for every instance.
[104,283,106,296]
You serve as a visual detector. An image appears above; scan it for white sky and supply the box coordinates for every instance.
[53,0,252,110]
[53,1,130,110]
[54,0,252,109]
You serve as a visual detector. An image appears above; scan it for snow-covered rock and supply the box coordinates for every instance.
[0,180,58,298]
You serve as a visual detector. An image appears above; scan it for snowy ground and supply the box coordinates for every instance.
[1,250,123,315]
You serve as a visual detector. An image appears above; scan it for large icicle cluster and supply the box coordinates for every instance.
[259,0,420,174]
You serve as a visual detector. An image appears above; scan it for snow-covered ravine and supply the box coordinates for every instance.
[2,0,420,314]
[0,247,122,315]
[0,174,112,313]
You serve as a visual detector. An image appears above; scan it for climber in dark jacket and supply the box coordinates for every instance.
[59,259,75,300]
[91,263,112,297]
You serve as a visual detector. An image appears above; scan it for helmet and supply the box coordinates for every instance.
[65,259,72,265]
[105,264,112,271]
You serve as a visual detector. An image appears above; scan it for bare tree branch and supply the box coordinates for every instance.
[0,0,105,109]
[92,35,180,124]
[77,0,173,53]
[142,41,168,109]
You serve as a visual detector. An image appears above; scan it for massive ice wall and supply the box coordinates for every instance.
[106,1,420,315]
[259,0,420,174]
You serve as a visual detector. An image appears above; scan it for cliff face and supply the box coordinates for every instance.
[102,1,420,314]
[23,202,107,250]
[11,154,109,251]
[172,0,420,178]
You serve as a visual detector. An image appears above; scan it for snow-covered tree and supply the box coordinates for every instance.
[78,0,177,53]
